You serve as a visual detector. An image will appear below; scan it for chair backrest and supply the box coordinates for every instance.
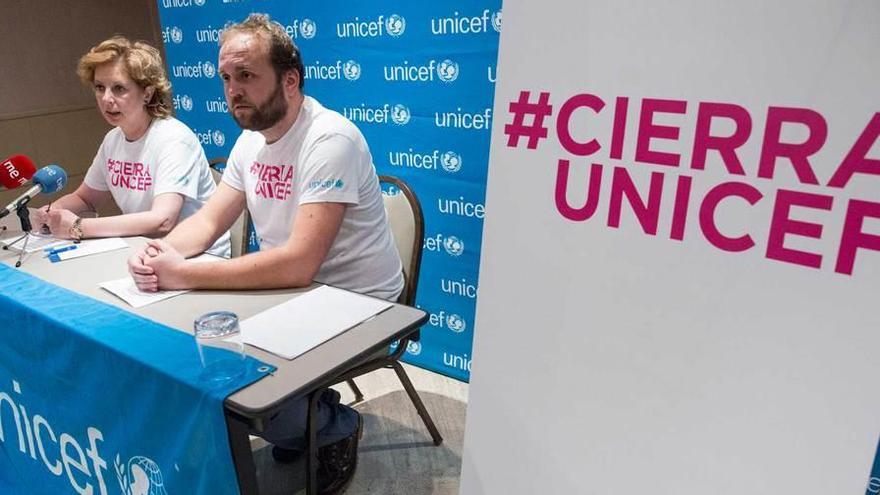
[208,157,250,258]
[379,175,424,307]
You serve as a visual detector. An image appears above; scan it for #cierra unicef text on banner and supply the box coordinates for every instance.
[503,91,880,277]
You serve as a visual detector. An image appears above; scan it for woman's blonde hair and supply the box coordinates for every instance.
[77,36,172,118]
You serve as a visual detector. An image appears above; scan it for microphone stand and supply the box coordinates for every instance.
[1,198,34,268]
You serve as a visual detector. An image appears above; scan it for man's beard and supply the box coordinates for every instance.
[230,79,287,131]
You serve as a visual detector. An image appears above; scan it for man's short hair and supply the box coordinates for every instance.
[220,13,305,89]
[77,36,173,118]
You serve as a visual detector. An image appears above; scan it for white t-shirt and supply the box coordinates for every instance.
[223,96,404,300]
[84,117,230,257]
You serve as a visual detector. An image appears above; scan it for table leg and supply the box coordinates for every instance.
[226,412,260,494]
[306,390,320,495]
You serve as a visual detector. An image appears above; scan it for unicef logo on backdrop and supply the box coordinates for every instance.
[172,94,193,112]
[440,151,462,173]
[443,236,464,256]
[300,18,317,39]
[170,27,183,44]
[386,14,406,37]
[436,59,459,83]
[406,341,422,356]
[202,61,216,78]
[212,130,226,147]
[391,104,411,125]
[115,454,168,495]
[492,10,503,32]
[194,0,205,5]
[342,60,361,81]
[446,314,467,334]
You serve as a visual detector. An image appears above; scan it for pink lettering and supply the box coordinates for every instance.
[669,175,693,241]
[691,102,751,175]
[766,189,833,269]
[827,113,880,188]
[556,94,605,156]
[758,106,825,184]
[555,160,603,221]
[836,199,880,275]
[699,182,763,252]
[635,98,688,167]
[607,166,664,235]
[609,97,628,160]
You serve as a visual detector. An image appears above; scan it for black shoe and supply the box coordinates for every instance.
[270,388,344,464]
[271,444,303,464]
[316,412,363,494]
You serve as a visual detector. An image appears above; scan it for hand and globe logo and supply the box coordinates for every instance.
[436,59,460,83]
[300,19,317,39]
[391,104,411,125]
[343,60,362,81]
[440,151,463,173]
[386,14,406,37]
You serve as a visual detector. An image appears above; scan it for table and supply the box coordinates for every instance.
[0,219,427,494]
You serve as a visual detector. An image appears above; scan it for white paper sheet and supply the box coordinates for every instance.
[0,233,67,254]
[98,254,218,308]
[240,286,393,360]
[100,277,190,308]
[49,238,129,262]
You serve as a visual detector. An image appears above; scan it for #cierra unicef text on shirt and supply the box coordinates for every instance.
[107,159,153,191]
[250,161,294,201]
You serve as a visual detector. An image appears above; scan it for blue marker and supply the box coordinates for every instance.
[45,245,78,260]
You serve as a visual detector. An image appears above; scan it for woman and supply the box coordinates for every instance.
[36,36,230,256]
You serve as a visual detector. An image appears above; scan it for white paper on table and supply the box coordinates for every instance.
[98,253,219,308]
[51,238,129,261]
[240,285,393,360]
[0,233,67,253]
[100,278,190,308]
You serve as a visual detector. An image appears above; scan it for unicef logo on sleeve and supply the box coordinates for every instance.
[212,130,226,147]
[491,11,503,32]
[115,454,168,495]
[386,14,406,37]
[436,59,460,83]
[170,27,184,44]
[443,236,464,256]
[391,104,411,125]
[406,341,422,356]
[202,61,216,78]
[342,60,361,81]
[446,314,467,333]
[180,95,193,112]
[300,19,317,39]
[440,151,462,173]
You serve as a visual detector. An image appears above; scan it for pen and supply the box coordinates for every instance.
[41,202,52,235]
[44,245,78,257]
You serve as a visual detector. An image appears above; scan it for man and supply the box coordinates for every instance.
[128,13,403,494]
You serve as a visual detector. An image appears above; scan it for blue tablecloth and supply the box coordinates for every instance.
[0,263,273,495]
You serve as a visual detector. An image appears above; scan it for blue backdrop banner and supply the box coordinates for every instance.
[0,264,272,495]
[157,0,502,382]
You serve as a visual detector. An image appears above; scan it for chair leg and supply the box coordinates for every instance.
[347,378,364,403]
[391,361,443,446]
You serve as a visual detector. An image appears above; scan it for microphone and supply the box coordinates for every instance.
[0,165,68,219]
[0,155,37,190]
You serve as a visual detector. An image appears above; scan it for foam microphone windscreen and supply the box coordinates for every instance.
[32,164,68,194]
[0,155,37,189]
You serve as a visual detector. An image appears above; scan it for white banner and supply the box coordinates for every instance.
[462,2,880,494]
